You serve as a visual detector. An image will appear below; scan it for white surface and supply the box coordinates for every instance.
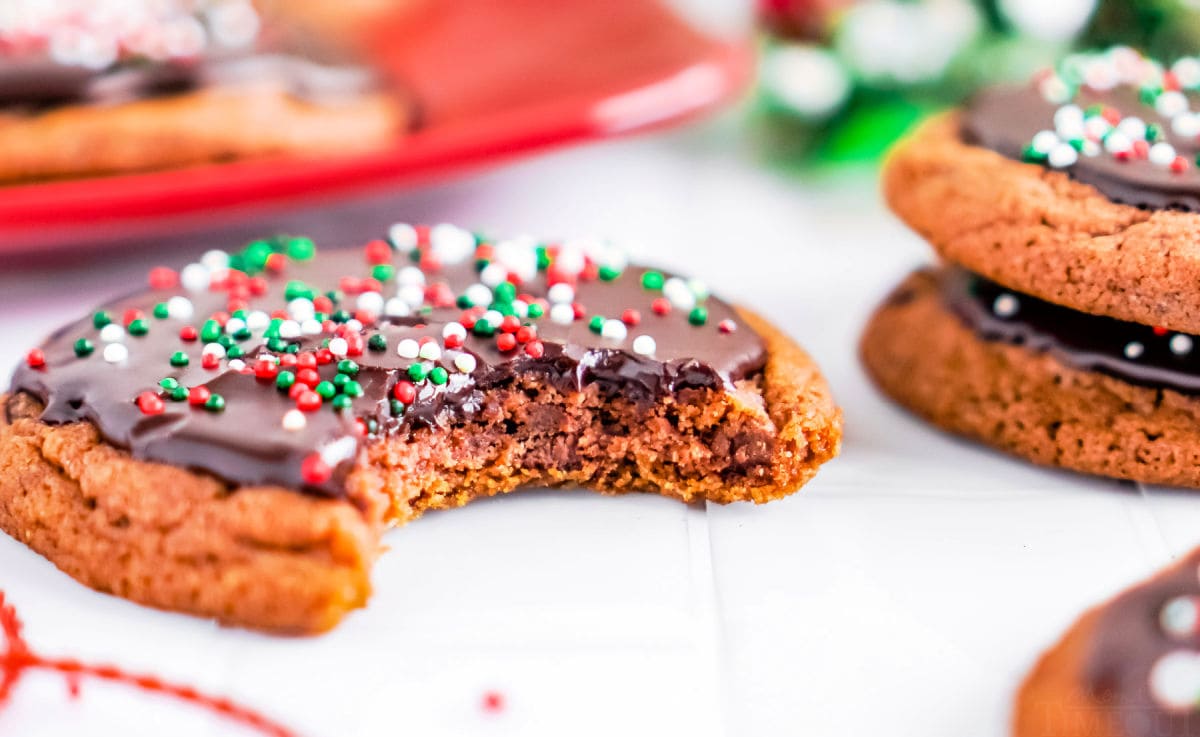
[1,111,1198,737]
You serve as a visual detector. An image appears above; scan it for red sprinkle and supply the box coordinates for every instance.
[123,309,144,326]
[339,276,363,295]
[365,239,392,265]
[481,691,505,714]
[313,295,333,314]
[496,333,517,352]
[393,380,416,404]
[621,309,641,326]
[1154,326,1169,336]
[651,298,671,316]
[201,353,220,370]
[288,383,307,400]
[279,353,298,368]
[718,319,737,334]
[296,391,322,412]
[571,302,587,320]
[25,349,44,368]
[136,392,164,415]
[187,386,211,406]
[297,352,318,369]
[1133,139,1150,159]
[301,454,331,484]
[515,326,536,344]
[253,358,279,381]
[248,277,269,297]
[1172,155,1190,174]
[344,334,365,357]
[296,368,321,388]
[316,349,334,365]
[264,252,286,273]
[500,315,521,333]
[147,267,178,290]
[444,333,464,349]
[525,340,545,359]
[179,326,198,342]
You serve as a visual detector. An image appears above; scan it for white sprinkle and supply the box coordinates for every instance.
[1149,650,1200,711]
[1150,141,1178,167]
[99,324,125,343]
[166,296,194,321]
[282,409,307,431]
[396,265,426,287]
[454,353,477,373]
[1103,130,1132,155]
[301,319,323,335]
[180,263,210,292]
[687,278,709,301]
[1174,113,1200,139]
[1162,596,1200,638]
[601,319,627,340]
[442,322,467,341]
[397,284,425,308]
[328,337,348,357]
[1081,139,1101,158]
[464,283,493,307]
[384,298,411,318]
[389,222,419,250]
[1172,334,1194,356]
[495,237,539,283]
[224,317,247,335]
[479,262,508,287]
[1124,341,1145,359]
[202,343,226,359]
[482,310,503,328]
[344,318,364,333]
[246,311,270,331]
[1157,90,1190,118]
[512,299,529,318]
[554,244,586,276]
[632,335,656,356]
[200,249,230,271]
[1053,105,1085,139]
[992,294,1019,318]
[419,342,442,361]
[1031,130,1059,154]
[1174,57,1200,88]
[102,343,128,364]
[1116,116,1147,142]
[278,320,301,339]
[227,359,246,371]
[1047,142,1078,169]
[356,292,384,315]
[287,298,315,321]
[1038,74,1071,104]
[547,283,575,304]
[550,303,575,325]
[663,277,695,309]
[397,338,420,359]
[430,223,475,264]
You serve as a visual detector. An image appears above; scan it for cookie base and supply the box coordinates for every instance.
[861,269,1200,488]
[1,307,839,633]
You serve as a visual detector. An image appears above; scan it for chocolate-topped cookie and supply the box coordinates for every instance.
[1016,549,1200,737]
[863,48,1200,487]
[0,0,409,181]
[1,224,841,632]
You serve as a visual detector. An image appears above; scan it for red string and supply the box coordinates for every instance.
[0,591,298,737]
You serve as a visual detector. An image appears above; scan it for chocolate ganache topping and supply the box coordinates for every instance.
[1085,549,1200,735]
[941,267,1200,395]
[962,47,1200,211]
[0,0,376,107]
[9,225,765,497]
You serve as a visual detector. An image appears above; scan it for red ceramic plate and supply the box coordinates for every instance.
[0,0,749,253]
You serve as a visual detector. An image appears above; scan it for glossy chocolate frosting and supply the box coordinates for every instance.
[9,232,765,497]
[941,267,1200,395]
[1085,550,1200,736]
[962,84,1200,211]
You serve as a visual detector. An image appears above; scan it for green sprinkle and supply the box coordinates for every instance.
[641,271,664,290]
[1147,123,1162,142]
[217,334,235,349]
[170,386,189,402]
[204,394,225,412]
[474,258,491,272]
[127,319,149,336]
[371,263,395,282]
[599,265,621,281]
[337,359,359,376]
[688,307,708,326]
[264,319,282,339]
[284,280,314,301]
[333,373,351,390]
[243,240,273,272]
[428,367,448,386]
[390,398,405,416]
[343,380,365,397]
[266,337,287,353]
[588,315,605,333]
[169,351,189,367]
[200,320,222,343]
[276,371,296,391]
[152,303,169,319]
[492,301,516,317]
[536,246,551,271]
[331,310,351,324]
[331,395,353,411]
[233,327,252,341]
[456,294,474,309]
[286,236,315,261]
[1022,145,1048,163]
[315,381,336,399]
[407,363,428,382]
[92,312,111,329]
[160,377,180,391]
[368,334,387,352]
[74,338,94,357]
[526,303,544,319]
[494,282,516,303]
[226,345,244,360]
[285,343,300,354]
[473,321,495,337]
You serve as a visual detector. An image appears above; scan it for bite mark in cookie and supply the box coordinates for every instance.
[3,225,840,631]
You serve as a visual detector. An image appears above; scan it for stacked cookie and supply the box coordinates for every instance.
[862,47,1200,489]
